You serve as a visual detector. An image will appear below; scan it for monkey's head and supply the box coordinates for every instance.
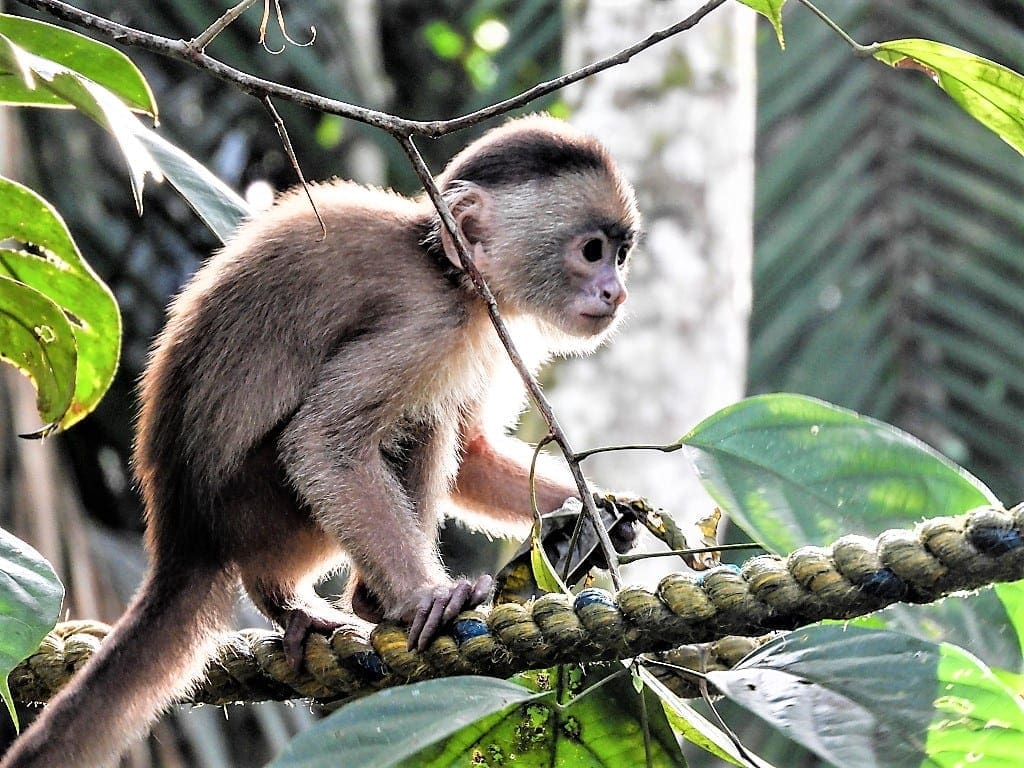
[429,115,641,348]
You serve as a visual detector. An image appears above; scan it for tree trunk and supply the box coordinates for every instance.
[557,2,756,542]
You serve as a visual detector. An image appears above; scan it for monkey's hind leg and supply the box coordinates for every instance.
[225,463,354,670]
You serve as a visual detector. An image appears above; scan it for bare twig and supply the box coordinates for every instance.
[617,542,763,566]
[574,442,683,461]
[261,95,326,238]
[189,0,258,51]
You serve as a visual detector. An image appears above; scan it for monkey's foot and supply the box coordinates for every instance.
[282,610,345,672]
[406,575,493,652]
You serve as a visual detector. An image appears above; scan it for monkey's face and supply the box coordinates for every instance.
[558,227,634,338]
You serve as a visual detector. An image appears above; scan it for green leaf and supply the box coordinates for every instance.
[0,276,76,430]
[0,527,63,729]
[133,126,250,242]
[874,38,1024,156]
[709,626,1024,768]
[0,34,161,211]
[735,0,786,49]
[0,177,120,433]
[0,13,155,114]
[679,393,996,554]
[268,677,546,767]
[271,669,686,767]
[636,665,756,767]
[995,581,1024,660]
[403,667,684,767]
[530,517,570,595]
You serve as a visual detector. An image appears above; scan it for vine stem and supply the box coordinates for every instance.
[574,442,682,461]
[617,542,763,565]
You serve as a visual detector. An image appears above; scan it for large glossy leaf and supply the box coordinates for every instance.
[270,678,546,767]
[0,527,63,728]
[404,668,684,767]
[271,669,686,767]
[874,38,1024,156]
[708,626,1024,768]
[680,393,996,554]
[0,13,155,114]
[0,177,119,433]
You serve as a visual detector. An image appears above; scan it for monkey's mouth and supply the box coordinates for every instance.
[576,311,619,334]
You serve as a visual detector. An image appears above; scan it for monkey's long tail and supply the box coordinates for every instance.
[0,560,235,768]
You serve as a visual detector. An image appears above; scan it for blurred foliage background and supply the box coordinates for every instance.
[3,0,1024,765]
[752,0,1024,506]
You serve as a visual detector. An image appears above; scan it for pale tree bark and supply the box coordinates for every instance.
[556,1,756,548]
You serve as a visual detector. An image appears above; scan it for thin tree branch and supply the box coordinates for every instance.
[261,95,326,237]
[14,0,727,137]
[574,442,683,461]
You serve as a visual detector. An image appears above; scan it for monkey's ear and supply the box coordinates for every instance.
[440,183,494,271]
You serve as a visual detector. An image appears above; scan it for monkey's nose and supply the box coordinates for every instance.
[602,285,627,307]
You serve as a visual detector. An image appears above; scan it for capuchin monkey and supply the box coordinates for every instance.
[1,114,641,768]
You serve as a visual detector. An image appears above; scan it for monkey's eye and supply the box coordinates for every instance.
[616,244,630,266]
[582,238,604,263]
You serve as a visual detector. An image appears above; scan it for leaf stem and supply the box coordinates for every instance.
[796,0,876,55]
[574,442,681,461]
[617,542,763,565]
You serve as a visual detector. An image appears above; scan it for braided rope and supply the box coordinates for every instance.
[10,503,1023,707]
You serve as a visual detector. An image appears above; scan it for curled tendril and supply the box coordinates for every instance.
[259,0,316,55]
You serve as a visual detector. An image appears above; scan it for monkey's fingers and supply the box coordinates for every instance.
[407,585,450,652]
[407,575,494,652]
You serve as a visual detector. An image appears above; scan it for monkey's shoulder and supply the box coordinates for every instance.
[210,181,432,278]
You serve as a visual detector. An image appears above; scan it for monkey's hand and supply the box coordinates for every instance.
[405,575,493,652]
[594,492,643,557]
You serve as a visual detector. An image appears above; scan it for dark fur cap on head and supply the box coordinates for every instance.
[422,114,634,265]
[436,114,614,190]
